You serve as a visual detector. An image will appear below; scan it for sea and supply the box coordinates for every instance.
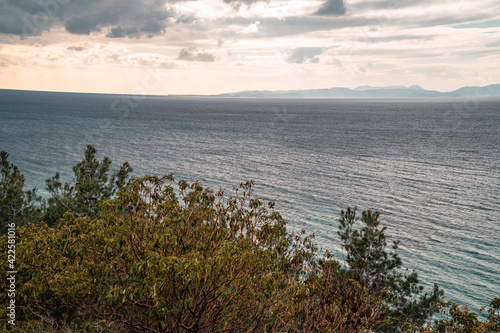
[1,89,499,315]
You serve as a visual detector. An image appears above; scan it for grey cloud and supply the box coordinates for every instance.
[221,10,492,40]
[106,26,152,39]
[160,62,178,69]
[101,53,180,68]
[64,2,171,37]
[224,0,261,4]
[1,0,495,44]
[65,12,118,35]
[0,61,7,67]
[453,19,500,29]
[456,48,500,58]
[358,34,435,44]
[351,0,434,12]
[176,48,215,62]
[287,47,324,64]
[327,58,342,67]
[175,15,197,24]
[486,41,500,47]
[205,3,492,41]
[0,0,172,38]
[222,16,365,39]
[0,2,57,35]
[0,8,25,35]
[67,44,86,51]
[7,0,46,15]
[315,0,346,16]
[421,66,462,79]
[107,26,126,38]
[224,0,267,11]
[224,0,264,6]
[397,52,445,59]
[411,13,492,29]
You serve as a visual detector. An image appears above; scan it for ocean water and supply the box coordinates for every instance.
[1,89,499,314]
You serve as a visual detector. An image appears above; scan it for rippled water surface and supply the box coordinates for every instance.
[1,89,499,313]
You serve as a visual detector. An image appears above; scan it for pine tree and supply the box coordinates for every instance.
[0,151,42,233]
[337,207,443,330]
[43,145,132,226]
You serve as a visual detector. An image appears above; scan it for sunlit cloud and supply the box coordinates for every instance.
[238,21,260,34]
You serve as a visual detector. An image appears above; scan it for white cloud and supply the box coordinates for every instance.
[238,21,261,34]
[286,47,324,63]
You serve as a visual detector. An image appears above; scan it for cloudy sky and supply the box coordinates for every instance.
[0,0,499,95]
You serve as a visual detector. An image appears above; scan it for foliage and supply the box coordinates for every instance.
[337,207,444,330]
[433,298,500,333]
[0,151,42,234]
[287,258,390,332]
[43,145,132,226]
[1,177,302,331]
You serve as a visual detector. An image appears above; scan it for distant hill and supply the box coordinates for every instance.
[215,84,500,99]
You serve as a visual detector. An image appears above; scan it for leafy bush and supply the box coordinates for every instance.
[1,177,305,331]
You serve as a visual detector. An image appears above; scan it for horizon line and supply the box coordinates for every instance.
[1,83,499,99]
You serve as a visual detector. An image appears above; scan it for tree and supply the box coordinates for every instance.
[337,207,443,330]
[43,145,132,226]
[0,151,42,234]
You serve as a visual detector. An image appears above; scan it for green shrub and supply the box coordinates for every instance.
[1,177,304,331]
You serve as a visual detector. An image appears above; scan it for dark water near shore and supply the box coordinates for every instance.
[1,89,499,314]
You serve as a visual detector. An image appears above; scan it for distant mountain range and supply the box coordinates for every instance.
[214,84,500,99]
